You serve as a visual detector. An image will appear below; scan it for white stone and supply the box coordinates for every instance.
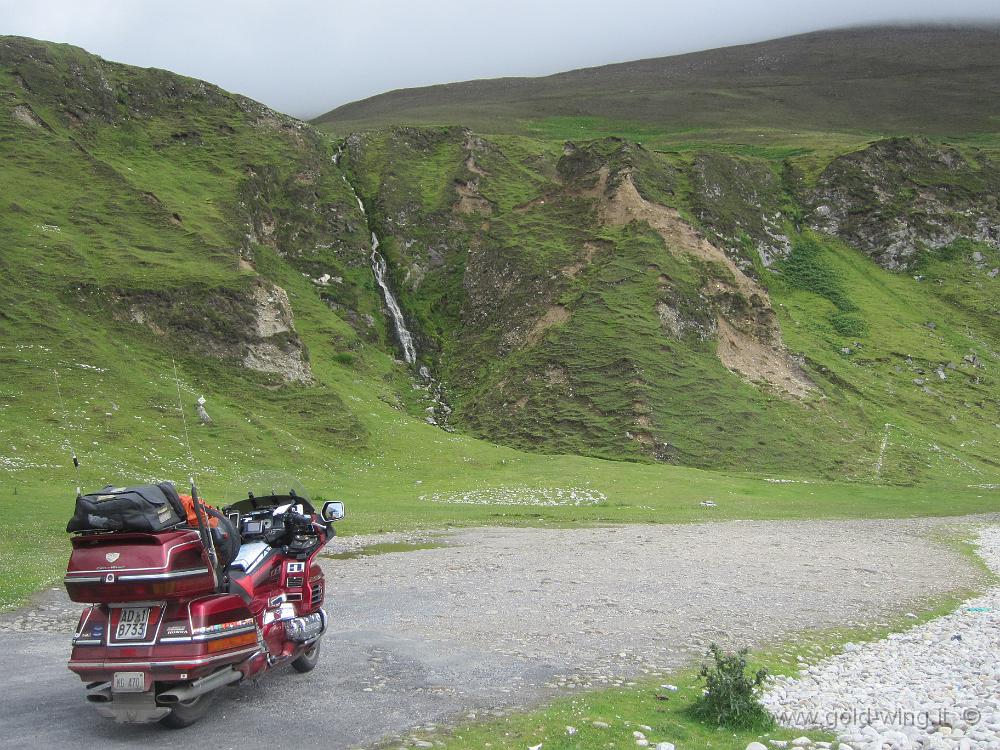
[764,527,1000,750]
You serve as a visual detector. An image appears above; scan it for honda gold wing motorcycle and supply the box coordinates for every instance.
[63,479,344,727]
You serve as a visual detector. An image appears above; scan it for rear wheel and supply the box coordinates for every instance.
[291,640,321,673]
[159,690,216,729]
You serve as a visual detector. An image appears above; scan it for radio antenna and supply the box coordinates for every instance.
[52,370,82,497]
[171,358,222,590]
[171,358,197,479]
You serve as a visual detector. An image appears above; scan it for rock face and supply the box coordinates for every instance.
[241,283,313,383]
[689,152,792,270]
[807,137,1000,270]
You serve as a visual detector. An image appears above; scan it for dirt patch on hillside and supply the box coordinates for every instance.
[454,179,492,215]
[594,169,814,398]
[11,104,47,129]
[526,305,571,346]
[716,317,814,398]
[597,169,764,301]
[465,155,487,177]
[562,241,603,278]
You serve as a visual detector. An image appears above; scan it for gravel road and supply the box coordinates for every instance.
[0,518,988,749]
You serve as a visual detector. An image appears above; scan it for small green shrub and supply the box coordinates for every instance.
[830,311,869,337]
[690,643,775,730]
[334,352,355,366]
[781,236,856,312]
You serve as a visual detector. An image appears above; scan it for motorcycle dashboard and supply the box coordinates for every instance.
[231,508,277,540]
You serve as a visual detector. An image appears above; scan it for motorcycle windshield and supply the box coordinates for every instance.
[226,472,313,513]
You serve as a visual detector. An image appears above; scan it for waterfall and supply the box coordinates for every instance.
[370,232,417,364]
[333,145,454,428]
[334,147,417,365]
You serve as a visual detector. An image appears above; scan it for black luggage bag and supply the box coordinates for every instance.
[66,482,186,533]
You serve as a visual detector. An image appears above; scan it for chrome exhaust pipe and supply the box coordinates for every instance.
[86,681,112,703]
[157,666,241,705]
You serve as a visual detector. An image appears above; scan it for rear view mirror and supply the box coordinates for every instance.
[321,501,345,523]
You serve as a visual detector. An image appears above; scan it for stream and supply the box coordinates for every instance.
[334,147,417,364]
[333,146,451,427]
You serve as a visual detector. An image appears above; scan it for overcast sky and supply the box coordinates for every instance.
[1,1,998,119]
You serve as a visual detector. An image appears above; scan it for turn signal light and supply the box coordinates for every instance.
[205,631,257,653]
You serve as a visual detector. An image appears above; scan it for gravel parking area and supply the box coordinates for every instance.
[0,517,988,749]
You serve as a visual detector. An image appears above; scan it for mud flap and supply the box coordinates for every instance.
[93,691,171,723]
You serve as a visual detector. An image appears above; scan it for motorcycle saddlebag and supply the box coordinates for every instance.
[66,483,186,533]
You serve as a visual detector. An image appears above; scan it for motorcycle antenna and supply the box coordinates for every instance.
[171,358,222,590]
[171,357,198,477]
[52,369,82,498]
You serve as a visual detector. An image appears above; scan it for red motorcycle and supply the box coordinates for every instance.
[63,479,344,727]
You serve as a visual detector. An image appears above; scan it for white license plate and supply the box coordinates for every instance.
[114,607,150,641]
[112,671,146,693]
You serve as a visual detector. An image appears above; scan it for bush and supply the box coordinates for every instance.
[781,236,857,312]
[690,643,775,730]
[830,311,869,337]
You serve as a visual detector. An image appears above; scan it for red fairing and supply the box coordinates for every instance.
[64,530,214,603]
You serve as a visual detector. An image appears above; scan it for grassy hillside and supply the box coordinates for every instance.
[343,127,1000,484]
[1,34,999,609]
[314,26,1000,138]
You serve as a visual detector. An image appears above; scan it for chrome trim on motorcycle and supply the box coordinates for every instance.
[68,645,259,669]
[118,568,208,582]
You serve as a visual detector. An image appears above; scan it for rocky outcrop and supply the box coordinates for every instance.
[807,137,1000,270]
[119,279,312,384]
[689,152,792,269]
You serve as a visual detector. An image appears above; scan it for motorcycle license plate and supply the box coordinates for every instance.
[112,671,146,693]
[115,607,150,641]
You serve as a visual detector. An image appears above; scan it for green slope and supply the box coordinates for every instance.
[343,127,1000,484]
[2,35,999,608]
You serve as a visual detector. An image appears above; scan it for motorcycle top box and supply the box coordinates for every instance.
[64,528,216,603]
